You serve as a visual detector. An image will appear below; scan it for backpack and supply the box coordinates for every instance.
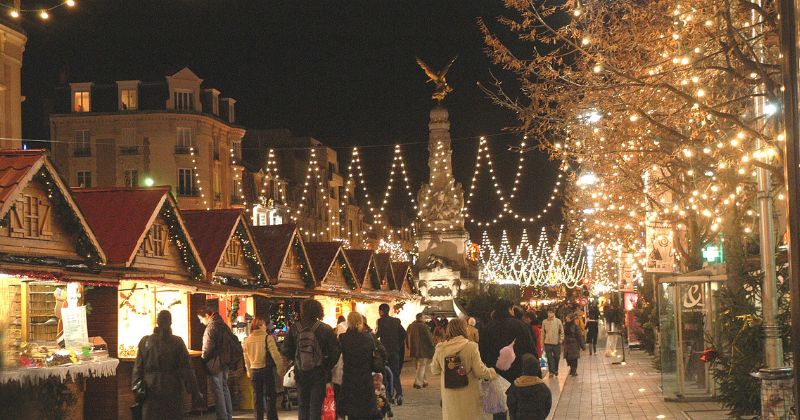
[295,320,323,372]
[218,327,244,371]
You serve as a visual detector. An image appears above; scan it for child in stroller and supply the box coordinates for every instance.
[373,371,393,418]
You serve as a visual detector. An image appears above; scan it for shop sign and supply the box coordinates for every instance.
[618,253,636,290]
[61,305,89,348]
[682,284,704,312]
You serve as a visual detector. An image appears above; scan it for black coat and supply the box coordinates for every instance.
[479,315,535,382]
[376,315,406,353]
[507,376,552,420]
[563,322,585,360]
[338,329,378,418]
[282,318,341,384]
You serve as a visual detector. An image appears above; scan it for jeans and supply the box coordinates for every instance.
[251,367,278,420]
[387,351,403,398]
[587,335,598,354]
[413,358,430,386]
[297,377,327,420]
[209,368,233,420]
[544,344,562,375]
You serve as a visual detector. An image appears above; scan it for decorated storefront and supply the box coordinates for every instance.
[658,266,725,401]
[0,150,118,420]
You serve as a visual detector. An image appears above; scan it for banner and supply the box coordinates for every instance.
[618,253,636,290]
[645,220,674,273]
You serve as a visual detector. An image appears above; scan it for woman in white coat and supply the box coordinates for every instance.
[431,318,497,420]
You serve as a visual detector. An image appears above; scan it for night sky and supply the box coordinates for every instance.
[19,0,561,239]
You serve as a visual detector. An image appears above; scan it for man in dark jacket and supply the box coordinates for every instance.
[198,306,234,420]
[407,313,435,389]
[479,299,535,420]
[506,353,552,420]
[376,303,406,405]
[282,299,340,420]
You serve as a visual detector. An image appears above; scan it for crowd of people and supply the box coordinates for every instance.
[131,298,605,420]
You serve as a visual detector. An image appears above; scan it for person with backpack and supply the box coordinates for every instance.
[281,299,340,420]
[243,316,283,420]
[431,318,496,420]
[478,299,535,420]
[198,305,243,420]
[375,303,406,405]
[132,310,203,420]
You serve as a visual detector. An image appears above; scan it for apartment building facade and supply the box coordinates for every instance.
[0,17,26,149]
[49,67,245,210]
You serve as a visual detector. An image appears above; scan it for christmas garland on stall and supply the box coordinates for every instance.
[234,225,270,288]
[338,254,357,290]
[369,265,381,289]
[160,204,204,281]
[292,237,315,288]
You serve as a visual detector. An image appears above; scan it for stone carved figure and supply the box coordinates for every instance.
[416,56,457,103]
[418,182,465,225]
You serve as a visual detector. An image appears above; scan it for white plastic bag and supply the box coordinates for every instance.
[283,365,297,388]
[481,375,511,414]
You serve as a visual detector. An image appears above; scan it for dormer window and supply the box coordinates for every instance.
[70,82,93,113]
[120,88,137,110]
[174,90,194,111]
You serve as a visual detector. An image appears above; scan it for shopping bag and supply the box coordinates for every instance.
[322,384,336,420]
[283,365,296,388]
[481,375,511,414]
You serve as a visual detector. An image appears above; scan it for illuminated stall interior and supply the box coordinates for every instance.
[117,281,191,358]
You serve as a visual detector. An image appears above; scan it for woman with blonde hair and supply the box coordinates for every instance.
[338,311,380,419]
[431,318,497,420]
[242,316,283,420]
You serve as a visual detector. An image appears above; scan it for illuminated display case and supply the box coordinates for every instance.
[117,281,189,358]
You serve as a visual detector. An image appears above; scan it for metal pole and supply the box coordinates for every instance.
[778,0,800,414]
[752,0,783,370]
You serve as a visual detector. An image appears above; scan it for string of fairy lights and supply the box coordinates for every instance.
[1,0,76,20]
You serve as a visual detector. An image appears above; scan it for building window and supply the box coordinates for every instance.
[231,179,242,203]
[77,171,92,188]
[213,136,220,160]
[253,205,268,226]
[174,91,194,111]
[120,128,138,154]
[213,171,221,201]
[73,91,90,112]
[232,140,242,162]
[178,168,196,196]
[124,169,139,187]
[73,130,91,156]
[269,208,283,225]
[176,127,194,154]
[120,88,137,110]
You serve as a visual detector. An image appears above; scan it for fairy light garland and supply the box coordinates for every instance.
[292,146,332,240]
[189,147,209,210]
[376,144,418,237]
[2,0,76,20]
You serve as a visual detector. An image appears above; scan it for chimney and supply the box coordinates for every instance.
[220,98,236,123]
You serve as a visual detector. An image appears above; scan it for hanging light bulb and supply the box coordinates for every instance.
[39,10,50,19]
[9,9,19,18]
[66,0,76,6]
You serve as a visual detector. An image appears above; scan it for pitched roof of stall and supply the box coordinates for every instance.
[374,253,394,284]
[181,209,243,274]
[344,249,374,285]
[71,187,174,265]
[305,242,347,284]
[391,261,412,290]
[251,223,307,280]
[0,149,106,263]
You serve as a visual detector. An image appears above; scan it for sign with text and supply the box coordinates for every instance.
[61,305,89,348]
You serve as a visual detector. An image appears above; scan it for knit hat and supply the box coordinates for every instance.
[520,353,543,378]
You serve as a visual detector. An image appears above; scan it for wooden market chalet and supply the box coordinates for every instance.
[0,150,421,420]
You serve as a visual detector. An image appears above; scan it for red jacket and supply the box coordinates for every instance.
[532,325,543,358]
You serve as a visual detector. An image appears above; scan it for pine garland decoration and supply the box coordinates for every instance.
[292,237,314,288]
[339,254,357,290]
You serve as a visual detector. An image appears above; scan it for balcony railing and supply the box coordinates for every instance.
[120,146,140,155]
[231,196,245,205]
[177,189,199,197]
[175,146,196,155]
[73,148,91,157]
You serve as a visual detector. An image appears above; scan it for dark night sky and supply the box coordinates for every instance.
[19,0,561,239]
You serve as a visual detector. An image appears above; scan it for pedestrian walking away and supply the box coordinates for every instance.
[586,309,599,356]
[198,305,241,420]
[132,310,203,420]
[431,318,497,420]
[243,316,283,420]
[479,299,535,420]
[338,311,381,420]
[541,309,564,378]
[376,303,406,405]
[281,299,341,420]
[506,353,552,420]
[407,312,435,389]
[563,314,585,376]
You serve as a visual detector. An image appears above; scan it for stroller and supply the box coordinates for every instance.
[279,360,299,410]
[373,371,394,418]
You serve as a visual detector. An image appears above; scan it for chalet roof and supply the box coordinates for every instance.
[374,253,394,288]
[305,242,346,284]
[72,187,202,271]
[251,223,311,280]
[344,249,375,286]
[391,261,413,291]
[0,149,106,263]
[181,209,244,274]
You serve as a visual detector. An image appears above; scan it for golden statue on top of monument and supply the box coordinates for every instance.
[416,56,457,102]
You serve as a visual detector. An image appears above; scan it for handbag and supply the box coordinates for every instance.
[283,365,297,388]
[444,354,468,389]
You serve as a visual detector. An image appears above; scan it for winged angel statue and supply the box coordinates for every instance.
[416,56,457,102]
